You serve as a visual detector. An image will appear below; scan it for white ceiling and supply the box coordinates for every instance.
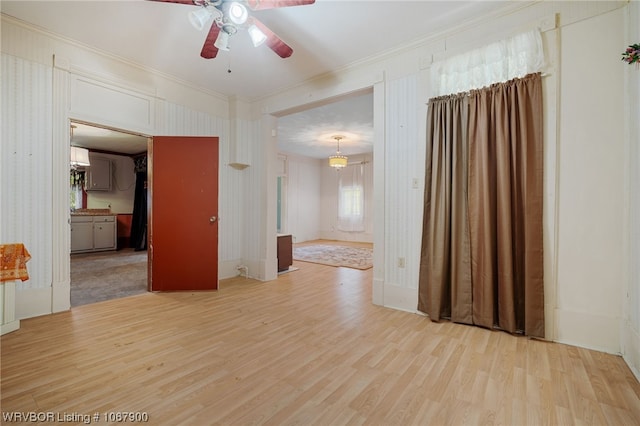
[1,0,517,158]
[70,122,149,155]
[277,89,373,159]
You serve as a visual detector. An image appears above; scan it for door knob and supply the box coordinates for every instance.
[209,216,217,223]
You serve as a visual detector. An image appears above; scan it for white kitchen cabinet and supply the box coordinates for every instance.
[85,157,112,191]
[71,215,117,253]
[70,216,94,252]
[93,216,116,249]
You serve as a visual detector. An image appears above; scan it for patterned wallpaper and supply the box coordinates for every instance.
[1,54,53,290]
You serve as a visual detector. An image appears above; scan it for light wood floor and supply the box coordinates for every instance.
[2,242,639,425]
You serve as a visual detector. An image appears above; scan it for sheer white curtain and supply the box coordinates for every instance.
[431,30,544,97]
[337,164,365,232]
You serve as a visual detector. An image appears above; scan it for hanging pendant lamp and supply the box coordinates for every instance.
[329,135,348,169]
[70,124,90,168]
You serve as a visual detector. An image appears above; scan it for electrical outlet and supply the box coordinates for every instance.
[397,257,405,268]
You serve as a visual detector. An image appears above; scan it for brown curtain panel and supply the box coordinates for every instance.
[419,73,544,338]
[468,73,544,337]
[418,93,473,324]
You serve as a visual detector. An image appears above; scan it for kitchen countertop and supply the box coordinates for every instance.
[71,209,114,216]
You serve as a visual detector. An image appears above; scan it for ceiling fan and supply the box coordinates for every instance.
[149,0,315,59]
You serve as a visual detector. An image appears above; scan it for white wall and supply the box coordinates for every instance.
[280,153,322,243]
[0,55,53,294]
[555,7,625,353]
[381,74,423,310]
[237,118,271,280]
[623,0,640,380]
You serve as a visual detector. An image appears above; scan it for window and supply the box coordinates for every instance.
[339,185,363,219]
[337,164,365,232]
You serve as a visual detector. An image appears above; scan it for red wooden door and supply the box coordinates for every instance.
[149,136,219,291]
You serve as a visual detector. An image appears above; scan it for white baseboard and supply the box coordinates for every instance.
[219,258,275,282]
[219,259,243,280]
[0,319,20,335]
[1,280,20,334]
[16,287,53,320]
[622,321,640,382]
[52,280,71,313]
[555,308,620,354]
[383,284,418,313]
[372,278,384,306]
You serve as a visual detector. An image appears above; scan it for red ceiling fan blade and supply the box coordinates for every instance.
[146,0,196,4]
[200,24,221,59]
[246,0,315,11]
[147,0,220,59]
[251,17,293,58]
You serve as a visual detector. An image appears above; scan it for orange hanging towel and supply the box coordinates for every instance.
[0,243,32,282]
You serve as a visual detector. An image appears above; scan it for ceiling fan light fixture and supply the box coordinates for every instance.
[248,24,267,47]
[214,29,231,51]
[155,0,314,60]
[227,2,248,25]
[188,7,213,31]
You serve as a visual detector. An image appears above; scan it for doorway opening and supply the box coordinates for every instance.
[275,89,374,245]
[69,121,148,307]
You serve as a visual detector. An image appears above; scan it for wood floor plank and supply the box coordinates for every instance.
[2,240,640,424]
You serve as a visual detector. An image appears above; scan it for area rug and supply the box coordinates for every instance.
[293,245,373,270]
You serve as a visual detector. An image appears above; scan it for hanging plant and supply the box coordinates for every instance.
[621,43,640,66]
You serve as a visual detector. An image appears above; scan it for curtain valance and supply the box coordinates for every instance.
[431,30,544,97]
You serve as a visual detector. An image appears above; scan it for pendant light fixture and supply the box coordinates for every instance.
[69,124,90,169]
[70,146,90,168]
[328,135,348,169]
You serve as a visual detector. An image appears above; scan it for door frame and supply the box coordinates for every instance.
[67,120,150,303]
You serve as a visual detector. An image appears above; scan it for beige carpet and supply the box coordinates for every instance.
[293,245,373,270]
